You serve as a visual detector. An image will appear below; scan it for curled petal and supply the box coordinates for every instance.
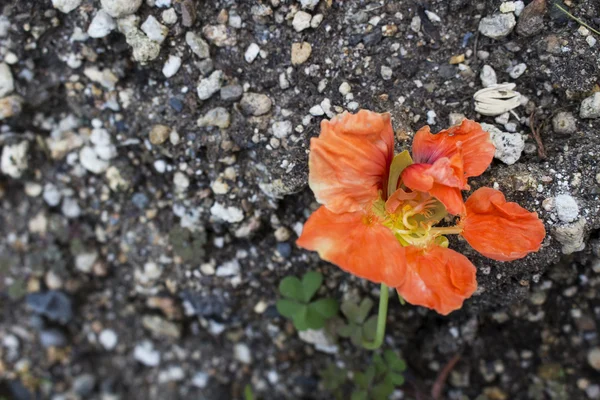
[297,206,406,287]
[411,119,495,178]
[461,187,546,261]
[309,110,395,214]
[397,246,477,315]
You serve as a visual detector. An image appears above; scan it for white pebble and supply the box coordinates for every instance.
[134,341,161,367]
[293,11,312,32]
[555,194,579,223]
[509,63,527,79]
[87,10,116,38]
[244,43,260,63]
[162,55,182,78]
[99,329,118,350]
[141,15,168,43]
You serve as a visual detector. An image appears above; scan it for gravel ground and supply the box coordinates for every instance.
[1,0,600,399]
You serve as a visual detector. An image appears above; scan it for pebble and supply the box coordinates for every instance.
[99,329,118,350]
[478,13,516,39]
[588,348,600,371]
[197,70,223,100]
[162,55,182,78]
[380,65,393,80]
[311,14,323,28]
[216,259,240,277]
[88,10,116,38]
[134,341,161,366]
[101,0,142,18]
[482,123,524,165]
[191,372,209,388]
[509,63,527,79]
[197,107,231,129]
[149,124,171,145]
[202,24,237,47]
[234,343,252,364]
[141,15,168,43]
[291,42,312,65]
[162,8,177,25]
[0,62,14,98]
[554,218,586,254]
[499,2,516,13]
[72,374,96,397]
[244,43,260,63]
[272,121,292,139]
[495,112,510,125]
[480,65,497,88]
[239,93,272,116]
[580,93,600,119]
[300,0,319,10]
[142,315,181,338]
[0,95,23,120]
[43,183,62,206]
[173,172,189,191]
[449,113,466,126]
[75,251,98,273]
[516,0,545,37]
[1,141,29,178]
[186,32,210,59]
[339,82,351,95]
[117,16,161,63]
[293,11,312,32]
[210,202,244,223]
[555,194,579,223]
[552,112,576,134]
[80,146,109,174]
[410,16,421,33]
[309,104,325,116]
[26,291,73,324]
[587,36,597,48]
[276,243,292,258]
[298,329,338,354]
[40,329,68,348]
[52,0,81,13]
[220,84,243,101]
[62,197,81,218]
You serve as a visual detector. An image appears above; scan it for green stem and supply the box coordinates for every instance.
[554,3,600,36]
[362,283,389,350]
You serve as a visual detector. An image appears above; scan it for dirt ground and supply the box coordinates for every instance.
[1,0,600,399]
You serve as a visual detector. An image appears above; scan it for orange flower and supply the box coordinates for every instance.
[401,120,496,215]
[297,110,545,315]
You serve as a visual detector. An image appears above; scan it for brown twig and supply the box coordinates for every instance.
[529,111,548,160]
[431,354,461,400]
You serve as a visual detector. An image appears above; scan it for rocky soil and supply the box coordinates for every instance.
[1,0,600,399]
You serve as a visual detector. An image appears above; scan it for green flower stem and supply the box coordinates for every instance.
[554,3,600,36]
[362,283,389,350]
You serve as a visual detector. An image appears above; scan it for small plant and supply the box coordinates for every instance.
[351,350,407,400]
[338,298,378,348]
[319,363,347,400]
[244,384,255,400]
[276,271,339,331]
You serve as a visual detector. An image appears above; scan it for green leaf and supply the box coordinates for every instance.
[351,390,368,400]
[301,271,323,302]
[373,354,387,376]
[292,307,310,331]
[305,306,327,330]
[356,298,374,323]
[276,299,304,318]
[353,372,369,390]
[388,372,405,386]
[279,276,304,301]
[387,150,413,197]
[337,323,353,338]
[384,350,407,372]
[309,298,339,319]
[341,300,360,323]
[244,384,255,400]
[362,315,378,343]
[364,365,376,386]
[372,381,394,399]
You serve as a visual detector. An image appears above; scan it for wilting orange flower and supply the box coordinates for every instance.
[297,110,546,315]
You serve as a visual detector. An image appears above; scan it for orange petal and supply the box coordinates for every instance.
[401,159,466,215]
[309,110,395,214]
[296,206,406,287]
[411,119,495,178]
[397,246,477,315]
[461,187,546,261]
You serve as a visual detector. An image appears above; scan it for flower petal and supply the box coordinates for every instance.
[461,187,546,261]
[296,206,406,287]
[411,119,495,178]
[309,110,395,214]
[397,246,477,315]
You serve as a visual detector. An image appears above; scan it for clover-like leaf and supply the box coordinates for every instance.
[384,350,407,372]
[301,271,323,302]
[371,381,394,399]
[362,315,378,344]
[279,276,304,301]
[319,363,347,391]
[372,354,387,376]
[388,372,405,386]
[341,300,360,323]
[351,390,368,400]
[309,298,339,319]
[353,372,369,390]
[305,306,327,330]
[276,299,303,318]
[292,306,310,331]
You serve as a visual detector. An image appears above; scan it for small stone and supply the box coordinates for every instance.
[588,348,600,371]
[149,124,171,145]
[173,172,189,191]
[141,15,168,43]
[480,65,497,88]
[580,93,600,119]
[499,2,516,13]
[449,54,465,64]
[298,329,338,354]
[380,65,393,80]
[72,374,96,397]
[240,93,272,116]
[43,183,61,206]
[1,141,29,178]
[309,104,325,116]
[40,329,67,348]
[0,95,23,120]
[554,218,586,254]
[88,10,116,38]
[192,372,209,388]
[99,329,118,350]
[0,62,14,98]
[291,42,312,65]
[274,226,291,242]
[234,343,252,364]
[587,36,597,48]
[410,16,421,33]
[117,16,160,63]
[26,291,73,324]
[80,146,109,174]
[197,70,223,100]
[311,14,323,28]
[186,32,210,59]
[210,203,244,223]
[478,13,516,39]
[75,251,98,273]
[300,0,319,10]
[272,121,292,139]
[142,315,181,338]
[220,85,243,102]
[552,112,576,134]
[293,11,312,32]
[426,110,437,125]
[197,107,230,129]
[134,341,161,366]
[339,82,351,95]
[61,197,81,218]
[162,55,182,78]
[101,0,142,18]
[449,113,466,126]
[516,0,545,37]
[482,123,524,165]
[181,0,196,27]
[229,13,242,28]
[52,0,81,13]
[202,24,237,47]
[509,63,527,79]
[162,8,177,25]
[244,43,260,63]
[555,194,579,223]
[216,259,240,277]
